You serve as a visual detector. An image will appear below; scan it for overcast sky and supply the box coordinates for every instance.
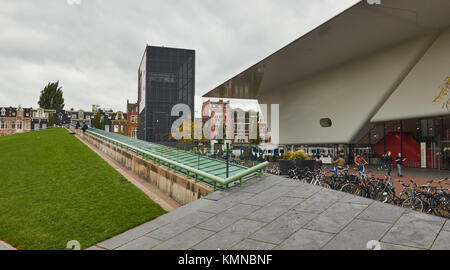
[0,0,359,112]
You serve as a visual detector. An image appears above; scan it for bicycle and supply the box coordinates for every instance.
[401,180,424,212]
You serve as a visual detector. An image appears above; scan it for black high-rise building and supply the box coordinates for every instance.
[137,46,195,143]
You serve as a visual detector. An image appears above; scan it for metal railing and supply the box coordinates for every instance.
[75,127,268,190]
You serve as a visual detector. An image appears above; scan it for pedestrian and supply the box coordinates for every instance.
[380,154,386,170]
[81,123,88,134]
[385,151,393,176]
[315,155,323,168]
[332,154,346,168]
[354,153,368,173]
[395,153,406,177]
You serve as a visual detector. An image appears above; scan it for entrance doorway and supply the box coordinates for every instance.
[440,141,450,170]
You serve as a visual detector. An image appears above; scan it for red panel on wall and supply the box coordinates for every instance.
[373,132,421,166]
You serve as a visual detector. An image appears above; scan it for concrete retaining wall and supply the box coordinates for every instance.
[75,129,213,205]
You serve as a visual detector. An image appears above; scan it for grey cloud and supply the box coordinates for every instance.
[0,0,359,111]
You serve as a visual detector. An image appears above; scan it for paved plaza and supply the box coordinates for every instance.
[0,241,15,250]
[91,175,450,250]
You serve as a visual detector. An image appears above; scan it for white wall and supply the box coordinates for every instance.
[372,28,450,122]
[258,34,437,145]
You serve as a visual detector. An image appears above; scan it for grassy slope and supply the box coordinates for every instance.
[0,128,166,250]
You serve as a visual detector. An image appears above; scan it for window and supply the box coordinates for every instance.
[320,118,332,128]
[131,115,136,122]
[17,120,22,130]
[25,122,30,130]
[11,121,15,129]
[114,125,118,133]
[1,108,5,116]
[0,121,6,129]
[131,127,137,138]
[18,110,23,117]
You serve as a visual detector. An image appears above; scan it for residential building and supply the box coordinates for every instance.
[31,108,55,130]
[0,106,32,135]
[126,100,138,138]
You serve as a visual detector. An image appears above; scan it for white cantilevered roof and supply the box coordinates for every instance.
[203,0,450,100]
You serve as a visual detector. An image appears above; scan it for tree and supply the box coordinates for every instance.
[48,113,54,127]
[38,81,65,110]
[92,112,103,129]
[433,76,450,110]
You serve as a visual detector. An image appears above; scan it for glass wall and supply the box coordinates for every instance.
[355,115,450,169]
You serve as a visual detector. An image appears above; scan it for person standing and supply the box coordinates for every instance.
[385,152,393,176]
[379,154,386,170]
[395,153,407,177]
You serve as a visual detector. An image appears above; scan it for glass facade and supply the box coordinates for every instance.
[280,115,450,170]
[137,46,195,143]
[353,115,450,170]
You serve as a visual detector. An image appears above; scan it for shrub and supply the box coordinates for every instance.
[282,150,309,161]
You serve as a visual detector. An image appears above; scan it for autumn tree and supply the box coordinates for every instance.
[433,76,450,110]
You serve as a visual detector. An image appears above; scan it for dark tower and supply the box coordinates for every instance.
[137,46,195,143]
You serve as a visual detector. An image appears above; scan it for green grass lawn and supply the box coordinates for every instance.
[0,128,167,250]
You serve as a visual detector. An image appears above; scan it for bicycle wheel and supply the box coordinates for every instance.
[372,188,389,203]
[320,182,331,189]
[434,197,450,218]
[402,197,424,212]
[341,183,359,195]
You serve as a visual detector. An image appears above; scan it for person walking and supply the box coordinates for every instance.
[385,151,393,176]
[395,153,407,177]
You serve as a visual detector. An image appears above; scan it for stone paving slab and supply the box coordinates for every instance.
[249,210,317,244]
[242,185,294,206]
[246,196,305,222]
[196,204,261,232]
[294,189,347,214]
[0,241,15,250]
[274,229,334,250]
[303,203,369,234]
[442,220,450,231]
[115,236,162,250]
[283,182,320,198]
[147,211,215,241]
[152,227,215,250]
[198,192,255,214]
[379,242,422,250]
[358,201,406,224]
[381,210,446,249]
[230,239,276,250]
[431,230,450,250]
[94,175,449,250]
[192,219,267,250]
[322,219,391,250]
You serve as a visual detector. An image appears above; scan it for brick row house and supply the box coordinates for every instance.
[1,101,138,138]
[126,100,138,138]
[0,106,58,136]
